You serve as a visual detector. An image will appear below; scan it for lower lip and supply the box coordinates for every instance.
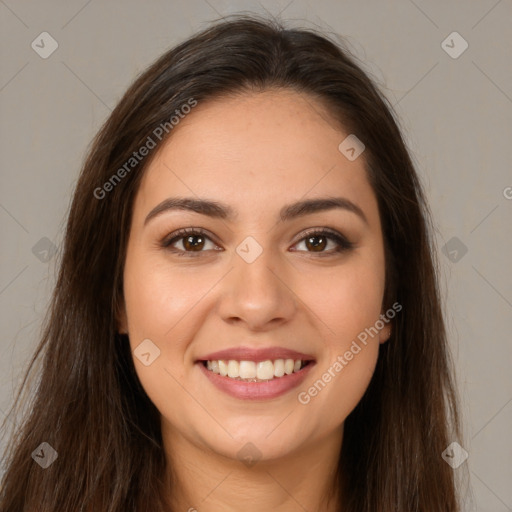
[197,361,316,400]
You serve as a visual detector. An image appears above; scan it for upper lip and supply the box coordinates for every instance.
[196,346,316,363]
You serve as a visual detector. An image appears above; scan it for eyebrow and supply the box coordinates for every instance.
[144,196,368,226]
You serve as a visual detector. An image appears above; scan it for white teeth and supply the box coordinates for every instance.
[203,358,309,381]
[274,359,285,377]
[218,360,228,377]
[227,360,239,378]
[210,360,220,374]
[239,360,256,379]
[284,359,294,375]
[256,360,274,380]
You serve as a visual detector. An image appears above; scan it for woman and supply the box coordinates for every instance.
[0,14,466,511]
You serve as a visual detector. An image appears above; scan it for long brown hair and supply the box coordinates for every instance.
[0,14,466,511]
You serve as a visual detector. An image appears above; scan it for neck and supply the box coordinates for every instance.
[161,423,344,512]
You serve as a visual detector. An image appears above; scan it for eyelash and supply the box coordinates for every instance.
[160,227,354,257]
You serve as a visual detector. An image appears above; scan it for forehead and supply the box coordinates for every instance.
[133,89,378,225]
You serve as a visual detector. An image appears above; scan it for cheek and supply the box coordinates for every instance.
[303,257,385,343]
[123,253,209,343]
[121,254,206,422]
[293,254,384,423]
[301,344,379,435]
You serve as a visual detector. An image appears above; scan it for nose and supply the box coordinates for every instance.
[217,243,297,331]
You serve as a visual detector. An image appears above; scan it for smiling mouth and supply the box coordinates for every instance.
[199,358,314,382]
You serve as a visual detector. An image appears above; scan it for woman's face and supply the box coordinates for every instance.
[118,89,390,463]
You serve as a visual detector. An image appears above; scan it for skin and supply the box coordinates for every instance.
[117,89,392,511]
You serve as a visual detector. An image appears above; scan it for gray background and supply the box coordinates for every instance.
[1,1,511,510]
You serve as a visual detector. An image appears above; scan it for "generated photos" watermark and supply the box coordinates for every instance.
[94,98,198,200]
[298,301,402,405]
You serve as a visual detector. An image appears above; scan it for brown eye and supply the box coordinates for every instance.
[304,234,328,252]
[182,234,206,251]
[292,229,354,255]
[162,227,353,258]
[162,228,218,256]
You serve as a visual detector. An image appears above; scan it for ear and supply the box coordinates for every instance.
[379,320,393,344]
